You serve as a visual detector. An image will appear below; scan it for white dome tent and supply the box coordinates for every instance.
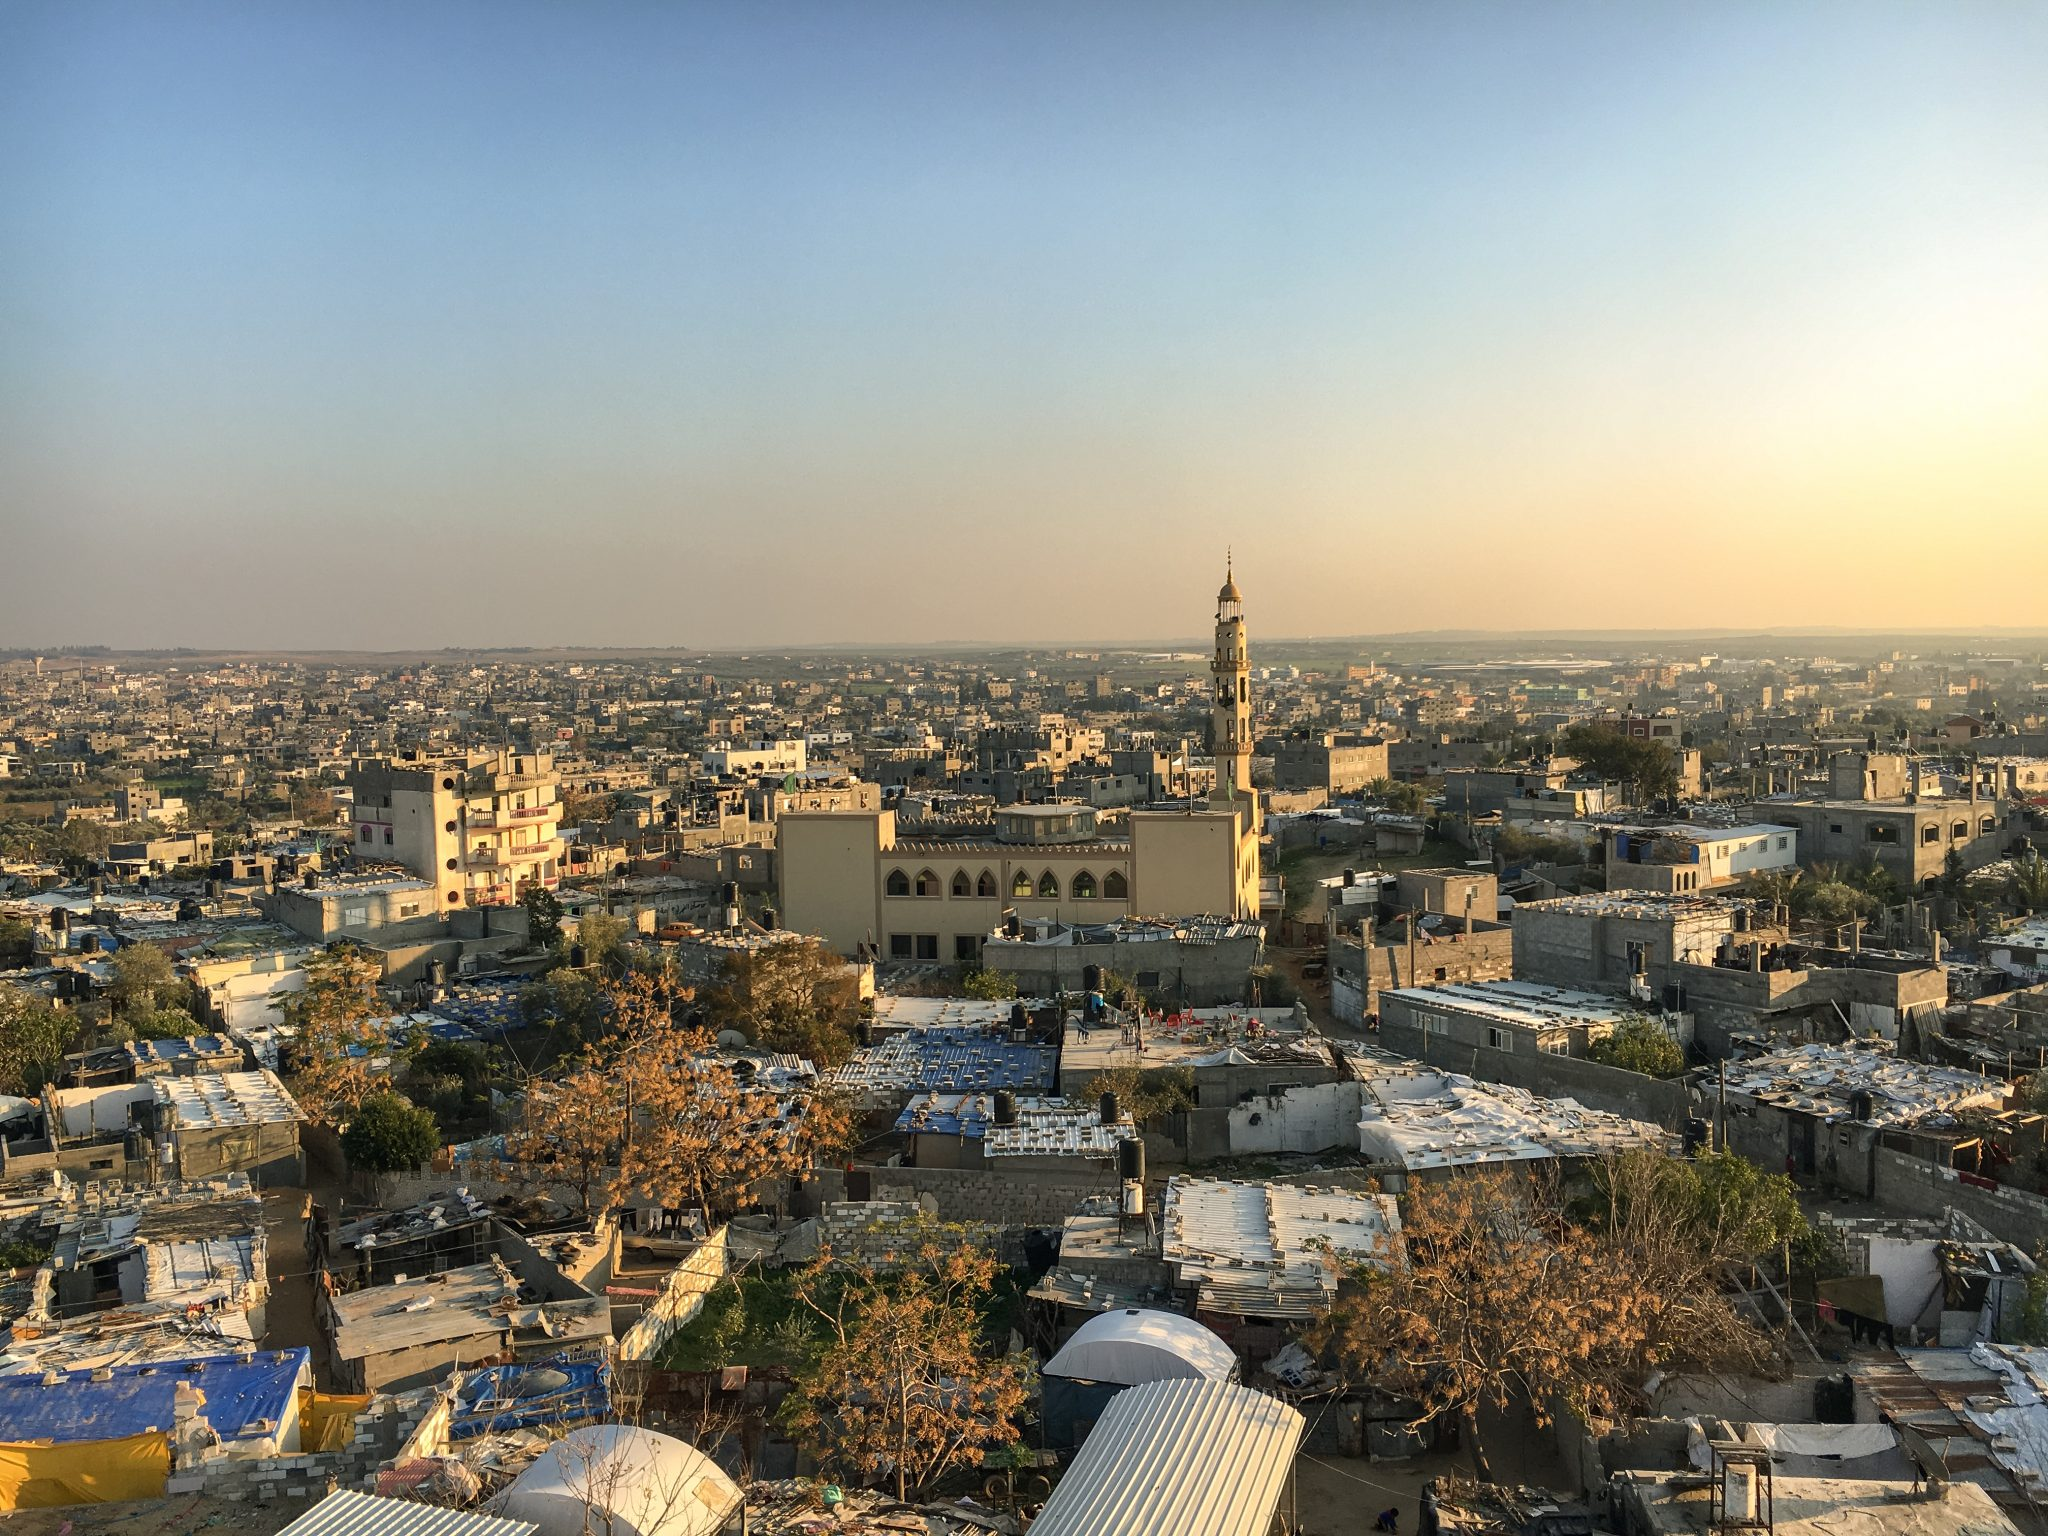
[491,1425,742,1536]
[1044,1307,1238,1386]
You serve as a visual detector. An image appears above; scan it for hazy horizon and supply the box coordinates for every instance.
[6,1,2045,650]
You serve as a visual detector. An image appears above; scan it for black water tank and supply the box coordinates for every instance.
[1082,963,1103,993]
[858,1019,874,1047]
[720,882,739,905]
[1850,1089,1876,1123]
[1004,912,1021,938]
[88,877,104,899]
[1342,868,1356,887]
[569,943,587,969]
[1099,1090,1120,1126]
[1118,1136,1145,1182]
[50,907,68,932]
[205,879,223,899]
[137,875,150,893]
[177,899,202,921]
[303,869,319,891]
[993,1090,1018,1126]
[79,933,101,954]
[759,908,777,931]
[1009,1001,1028,1032]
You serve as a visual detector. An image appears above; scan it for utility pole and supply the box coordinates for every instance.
[1717,1059,1728,1153]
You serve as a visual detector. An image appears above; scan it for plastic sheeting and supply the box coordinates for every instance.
[0,1431,170,1509]
[491,1425,741,1536]
[450,1354,610,1441]
[300,1389,370,1453]
[1687,1421,1901,1470]
[1044,1308,1238,1386]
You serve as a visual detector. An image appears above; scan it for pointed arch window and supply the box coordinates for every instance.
[951,870,972,897]
[885,869,910,897]
[1104,869,1129,900]
[977,869,998,898]
[1037,870,1060,899]
[914,869,941,897]
[1012,869,1035,899]
[1071,870,1098,900]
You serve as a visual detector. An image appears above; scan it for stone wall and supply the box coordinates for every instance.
[616,1225,732,1364]
[1871,1147,2048,1250]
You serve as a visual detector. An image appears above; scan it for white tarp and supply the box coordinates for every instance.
[491,1426,741,1536]
[1044,1307,1237,1386]
[1687,1421,1901,1471]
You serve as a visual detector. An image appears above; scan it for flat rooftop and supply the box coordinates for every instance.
[1380,979,1640,1030]
[1060,1006,1321,1079]
[1160,1177,1399,1318]
[154,1069,302,1128]
[1359,1069,1672,1170]
[827,1028,1056,1095]
[1722,1043,2006,1127]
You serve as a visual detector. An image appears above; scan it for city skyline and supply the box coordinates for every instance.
[5,0,2045,649]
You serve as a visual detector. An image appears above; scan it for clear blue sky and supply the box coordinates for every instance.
[4,1,2044,648]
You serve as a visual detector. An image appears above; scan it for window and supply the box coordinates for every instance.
[886,869,910,897]
[915,934,939,960]
[342,904,369,928]
[1136,971,1160,989]
[1867,824,1899,845]
[359,826,372,843]
[1012,869,1034,899]
[1539,1037,1568,1055]
[977,869,998,898]
[383,828,393,845]
[398,903,420,918]
[1982,816,1996,834]
[1038,871,1060,899]
[1829,823,1844,835]
[889,934,913,958]
[955,935,980,961]
[1072,870,1098,900]
[1422,1012,1447,1036]
[1103,869,1129,900]
[1487,1026,1512,1051]
[1952,821,1968,841]
[1776,837,1789,850]
[951,870,972,897]
[1921,825,1940,845]
[914,869,940,897]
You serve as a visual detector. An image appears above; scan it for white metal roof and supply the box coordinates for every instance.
[1045,1307,1237,1385]
[1027,1378,1304,1536]
[278,1490,537,1536]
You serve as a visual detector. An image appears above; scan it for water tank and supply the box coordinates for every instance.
[1099,1091,1120,1126]
[50,907,68,932]
[205,879,223,899]
[1004,912,1021,938]
[1849,1089,1876,1123]
[720,882,739,905]
[568,943,587,970]
[177,899,202,921]
[993,1091,1018,1127]
[1733,908,1750,932]
[88,877,104,899]
[303,869,319,891]
[137,875,150,893]
[79,933,101,954]
[1081,963,1103,993]
[1009,1001,1028,1032]
[1342,868,1356,887]
[759,908,777,931]
[858,1019,874,1048]
[1118,1136,1145,1183]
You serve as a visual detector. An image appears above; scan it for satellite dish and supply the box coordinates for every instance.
[715,1029,748,1048]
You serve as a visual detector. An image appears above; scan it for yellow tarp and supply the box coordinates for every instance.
[0,1432,170,1509]
[300,1388,370,1453]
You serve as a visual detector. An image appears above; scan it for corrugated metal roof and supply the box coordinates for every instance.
[1028,1378,1304,1536]
[277,1489,538,1536]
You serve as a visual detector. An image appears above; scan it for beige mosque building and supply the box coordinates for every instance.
[778,567,1264,961]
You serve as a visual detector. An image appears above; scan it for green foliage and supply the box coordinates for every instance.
[1364,777,1429,815]
[2010,854,2048,915]
[1588,1015,1687,1078]
[340,1092,442,1174]
[1560,724,1681,803]
[700,939,865,1069]
[572,910,626,970]
[108,943,179,1017]
[0,919,32,970]
[127,1006,203,1040]
[520,885,564,949]
[1085,1065,1194,1125]
[0,987,78,1097]
[1496,825,1588,868]
[0,1237,50,1272]
[2019,1258,2048,1347]
[959,966,1019,1001]
[402,1042,493,1137]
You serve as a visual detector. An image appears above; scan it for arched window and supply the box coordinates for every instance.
[915,869,940,897]
[1951,822,1968,841]
[1012,869,1035,899]
[977,870,998,898]
[951,870,972,897]
[1982,816,1996,834]
[1072,870,1098,900]
[1038,870,1060,899]
[885,869,910,897]
[1104,869,1129,900]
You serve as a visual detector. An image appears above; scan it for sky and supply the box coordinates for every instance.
[3,1,2046,650]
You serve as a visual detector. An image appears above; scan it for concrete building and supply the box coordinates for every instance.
[347,749,563,910]
[1512,892,1752,1005]
[1740,751,2015,891]
[701,738,807,777]
[977,914,1266,1006]
[1271,732,1390,796]
[1604,823,1797,894]
[1378,979,1650,1061]
[1356,1064,1672,1183]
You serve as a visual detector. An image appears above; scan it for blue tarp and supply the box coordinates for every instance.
[0,1348,309,1445]
[448,1353,610,1440]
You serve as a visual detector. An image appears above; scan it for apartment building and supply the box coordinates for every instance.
[347,749,563,909]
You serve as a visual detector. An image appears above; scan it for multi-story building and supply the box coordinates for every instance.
[1603,822,1797,894]
[1271,732,1390,796]
[346,749,563,909]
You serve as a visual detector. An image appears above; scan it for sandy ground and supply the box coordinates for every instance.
[0,1495,304,1535]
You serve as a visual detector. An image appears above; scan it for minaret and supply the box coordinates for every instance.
[1210,557,1253,797]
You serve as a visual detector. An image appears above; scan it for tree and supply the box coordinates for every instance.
[1588,1016,1686,1078]
[0,918,33,970]
[108,943,179,1018]
[784,1236,1031,1500]
[1559,725,1680,804]
[1312,1160,1776,1479]
[1084,1066,1193,1127]
[1364,777,1430,815]
[573,910,627,971]
[700,939,865,1069]
[2009,854,2048,915]
[0,987,78,1097]
[279,946,386,1123]
[498,1064,625,1218]
[520,885,565,950]
[341,1092,441,1173]
[959,966,1019,1002]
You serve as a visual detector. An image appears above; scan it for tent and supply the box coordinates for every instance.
[491,1425,742,1536]
[1045,1308,1237,1386]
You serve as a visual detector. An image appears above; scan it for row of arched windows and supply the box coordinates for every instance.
[885,866,1126,902]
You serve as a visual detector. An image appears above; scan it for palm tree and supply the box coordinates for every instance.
[2011,854,2048,915]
